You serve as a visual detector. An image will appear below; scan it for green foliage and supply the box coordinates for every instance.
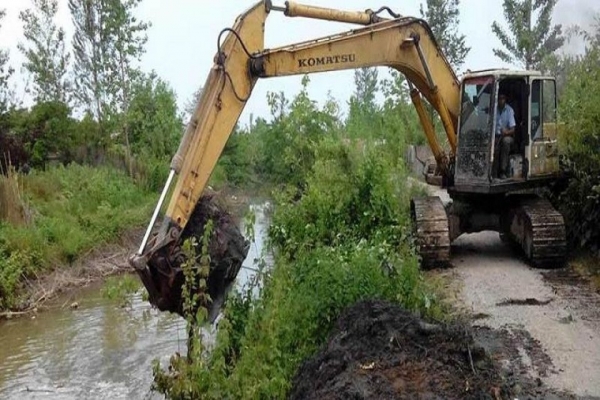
[551,41,600,254]
[215,130,258,187]
[182,85,203,123]
[346,68,381,139]
[0,247,36,309]
[419,0,470,70]
[124,72,183,159]
[8,100,76,168]
[254,76,342,189]
[101,274,141,307]
[492,0,565,69]
[269,141,415,258]
[18,0,71,104]
[68,0,149,136]
[68,0,107,122]
[152,226,216,398]
[0,164,155,308]
[102,0,149,113]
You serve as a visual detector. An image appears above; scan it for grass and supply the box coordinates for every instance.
[0,163,156,309]
[569,254,600,292]
[0,164,31,227]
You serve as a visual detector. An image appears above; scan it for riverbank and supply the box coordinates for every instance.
[0,227,145,319]
[0,164,158,314]
[0,162,264,318]
[0,196,272,399]
[150,139,449,399]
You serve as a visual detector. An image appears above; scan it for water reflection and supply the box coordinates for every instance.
[0,288,186,399]
[0,200,271,399]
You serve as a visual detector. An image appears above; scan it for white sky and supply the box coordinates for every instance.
[0,0,597,125]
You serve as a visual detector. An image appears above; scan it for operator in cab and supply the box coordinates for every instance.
[495,92,516,179]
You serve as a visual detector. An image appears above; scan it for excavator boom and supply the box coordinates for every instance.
[130,0,462,318]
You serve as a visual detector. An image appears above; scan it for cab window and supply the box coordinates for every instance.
[531,79,557,141]
[531,80,542,140]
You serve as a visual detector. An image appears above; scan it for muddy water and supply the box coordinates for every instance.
[0,200,271,399]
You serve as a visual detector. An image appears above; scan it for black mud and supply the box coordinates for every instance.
[290,300,575,400]
[182,194,250,320]
[496,298,553,306]
[145,193,249,322]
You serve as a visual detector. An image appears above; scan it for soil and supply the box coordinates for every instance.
[182,193,250,321]
[290,299,571,400]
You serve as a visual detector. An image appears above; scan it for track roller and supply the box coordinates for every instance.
[410,196,451,269]
[504,196,567,269]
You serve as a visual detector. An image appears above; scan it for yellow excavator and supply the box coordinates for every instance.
[129,1,567,319]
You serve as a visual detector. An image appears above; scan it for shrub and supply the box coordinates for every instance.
[552,45,600,254]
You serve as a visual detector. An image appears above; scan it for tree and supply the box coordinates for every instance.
[0,9,15,113]
[346,67,380,139]
[492,0,565,70]
[183,85,203,123]
[69,0,108,124]
[18,0,71,104]
[125,71,182,159]
[103,0,149,115]
[419,0,470,70]
[68,0,149,135]
[102,0,149,175]
[351,68,378,112]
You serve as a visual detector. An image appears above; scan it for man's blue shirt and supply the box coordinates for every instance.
[496,104,516,136]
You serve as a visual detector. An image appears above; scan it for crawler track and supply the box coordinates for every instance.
[410,196,450,268]
[506,196,567,268]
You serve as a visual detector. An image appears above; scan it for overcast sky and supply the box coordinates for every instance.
[1,0,598,124]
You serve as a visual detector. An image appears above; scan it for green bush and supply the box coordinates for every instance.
[254,76,342,190]
[552,45,600,254]
[1,101,77,169]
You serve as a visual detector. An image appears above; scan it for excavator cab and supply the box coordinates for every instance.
[453,70,560,195]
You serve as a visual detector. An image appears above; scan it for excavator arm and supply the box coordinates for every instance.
[130,0,461,318]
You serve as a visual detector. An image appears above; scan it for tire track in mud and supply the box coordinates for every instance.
[445,230,600,399]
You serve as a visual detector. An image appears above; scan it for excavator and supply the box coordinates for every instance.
[129,1,567,320]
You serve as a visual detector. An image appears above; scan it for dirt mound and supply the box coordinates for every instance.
[289,300,556,400]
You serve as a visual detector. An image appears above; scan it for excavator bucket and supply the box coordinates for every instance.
[137,192,250,324]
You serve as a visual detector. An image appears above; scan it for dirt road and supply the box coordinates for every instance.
[433,184,600,398]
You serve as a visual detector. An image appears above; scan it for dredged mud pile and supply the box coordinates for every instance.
[290,300,566,400]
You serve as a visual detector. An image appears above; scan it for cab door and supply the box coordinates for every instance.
[528,78,560,177]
